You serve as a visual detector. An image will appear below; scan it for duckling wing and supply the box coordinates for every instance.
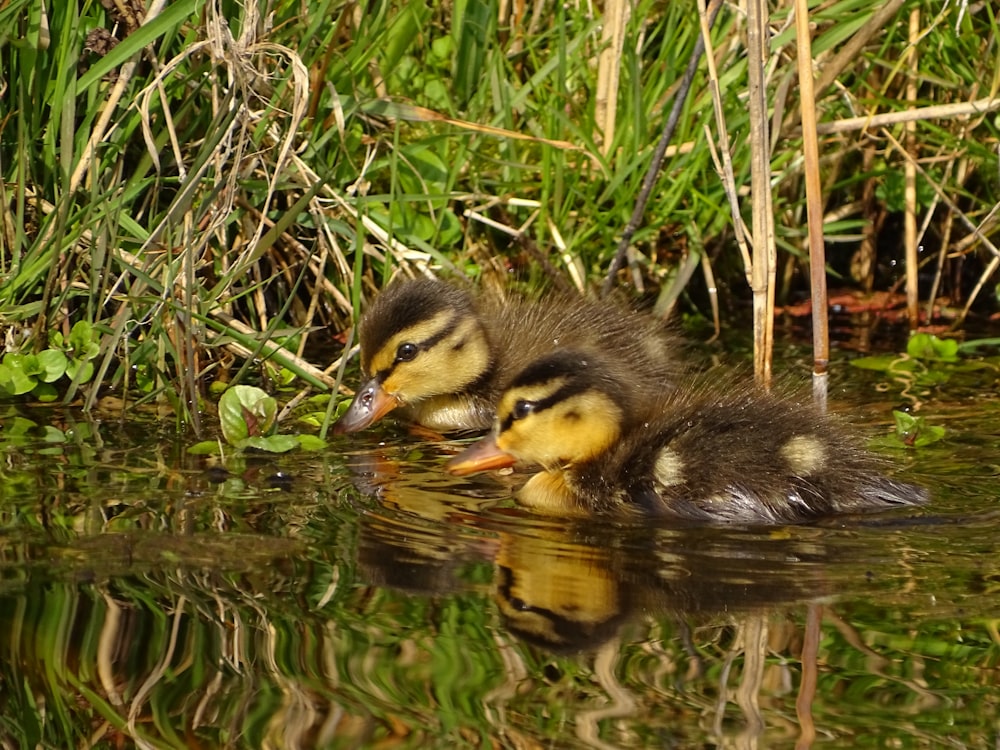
[590,383,928,524]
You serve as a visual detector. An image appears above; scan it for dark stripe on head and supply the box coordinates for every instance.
[360,279,476,359]
[371,311,460,382]
[507,350,595,390]
[413,316,457,352]
[500,350,612,432]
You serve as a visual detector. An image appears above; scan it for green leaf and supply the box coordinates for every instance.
[907,333,959,362]
[0,355,38,395]
[453,0,496,106]
[40,426,67,443]
[36,349,69,382]
[219,385,278,445]
[2,417,38,437]
[295,434,327,451]
[892,410,946,447]
[238,435,300,453]
[19,354,42,377]
[66,358,95,384]
[849,354,898,372]
[32,382,60,402]
[381,4,431,80]
[957,337,1000,352]
[187,440,222,455]
[297,411,327,428]
[67,320,100,361]
[67,320,93,354]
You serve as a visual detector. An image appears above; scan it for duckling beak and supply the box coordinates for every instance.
[333,377,400,434]
[446,434,517,475]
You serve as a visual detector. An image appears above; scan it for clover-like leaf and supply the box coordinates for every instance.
[188,440,223,455]
[66,358,95,384]
[36,349,69,382]
[238,435,300,453]
[68,320,100,360]
[0,354,38,395]
[219,385,277,445]
[295,434,327,451]
[32,382,60,402]
[892,410,946,448]
[907,333,959,362]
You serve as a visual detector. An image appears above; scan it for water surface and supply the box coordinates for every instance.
[1,354,998,749]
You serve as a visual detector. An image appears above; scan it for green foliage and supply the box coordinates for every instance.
[187,385,325,454]
[890,410,946,448]
[1,0,997,419]
[906,332,960,362]
[219,386,279,445]
[0,321,100,401]
[851,332,995,393]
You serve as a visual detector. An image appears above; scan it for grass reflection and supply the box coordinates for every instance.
[0,401,998,747]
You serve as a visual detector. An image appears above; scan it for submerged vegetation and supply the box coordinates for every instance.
[1,0,998,426]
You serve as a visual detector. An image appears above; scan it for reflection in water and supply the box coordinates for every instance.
[351,447,844,650]
[0,415,996,748]
[344,447,951,749]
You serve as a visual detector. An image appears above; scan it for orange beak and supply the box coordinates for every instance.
[332,377,400,434]
[446,434,517,476]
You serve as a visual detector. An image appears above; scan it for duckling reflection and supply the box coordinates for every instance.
[346,463,837,654]
[345,446,501,596]
[492,526,628,652]
[333,279,681,434]
[449,349,928,523]
[489,522,837,653]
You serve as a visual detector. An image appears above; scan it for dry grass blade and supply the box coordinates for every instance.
[793,0,829,408]
[813,98,1000,135]
[698,1,751,276]
[367,100,586,153]
[594,0,630,155]
[746,0,775,387]
[904,7,920,331]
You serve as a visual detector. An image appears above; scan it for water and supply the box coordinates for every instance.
[1,354,998,749]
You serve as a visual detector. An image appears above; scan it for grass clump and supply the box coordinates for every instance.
[0,0,997,429]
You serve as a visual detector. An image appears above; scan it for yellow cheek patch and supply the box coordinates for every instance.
[366,310,455,375]
[498,390,622,467]
[376,315,490,401]
[780,434,827,476]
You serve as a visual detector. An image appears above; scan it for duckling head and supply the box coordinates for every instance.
[447,350,627,474]
[334,280,493,434]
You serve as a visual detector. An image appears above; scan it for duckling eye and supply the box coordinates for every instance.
[511,400,535,421]
[395,342,419,362]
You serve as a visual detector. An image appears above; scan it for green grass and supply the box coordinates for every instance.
[1,0,997,422]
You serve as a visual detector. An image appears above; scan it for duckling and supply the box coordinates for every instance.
[447,349,928,524]
[333,278,680,434]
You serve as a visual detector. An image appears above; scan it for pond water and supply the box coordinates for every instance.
[1,347,998,749]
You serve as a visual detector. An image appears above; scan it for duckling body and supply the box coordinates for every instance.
[334,279,680,434]
[447,350,928,524]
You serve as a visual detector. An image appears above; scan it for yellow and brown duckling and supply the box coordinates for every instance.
[447,349,928,524]
[333,278,681,434]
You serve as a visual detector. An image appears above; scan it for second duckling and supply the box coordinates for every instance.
[447,349,928,524]
[334,278,681,434]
